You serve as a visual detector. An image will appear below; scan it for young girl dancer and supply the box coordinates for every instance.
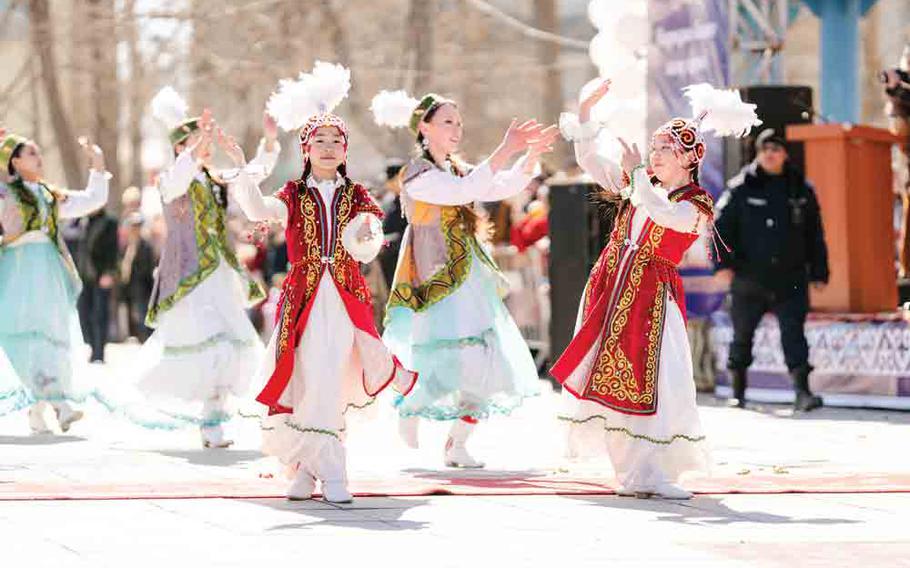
[230,63,417,503]
[552,79,759,499]
[372,90,558,468]
[137,88,279,448]
[0,127,110,433]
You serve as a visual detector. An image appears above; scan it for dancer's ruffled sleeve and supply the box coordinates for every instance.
[341,183,384,263]
[561,111,623,193]
[230,171,288,225]
[222,139,282,185]
[629,166,709,234]
[58,169,111,219]
[405,155,534,205]
[158,148,199,203]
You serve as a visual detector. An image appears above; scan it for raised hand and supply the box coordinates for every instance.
[190,108,215,161]
[263,112,279,152]
[580,79,611,122]
[618,136,643,174]
[522,124,559,174]
[216,127,245,167]
[501,119,547,157]
[77,135,105,171]
[529,124,560,151]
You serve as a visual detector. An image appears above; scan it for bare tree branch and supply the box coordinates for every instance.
[465,0,589,51]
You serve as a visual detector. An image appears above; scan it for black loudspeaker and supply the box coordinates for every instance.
[547,180,614,373]
[724,85,813,183]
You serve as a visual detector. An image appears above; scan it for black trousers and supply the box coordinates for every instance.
[727,277,810,372]
[78,284,111,362]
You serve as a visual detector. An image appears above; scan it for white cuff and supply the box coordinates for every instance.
[559,112,604,142]
[342,213,383,263]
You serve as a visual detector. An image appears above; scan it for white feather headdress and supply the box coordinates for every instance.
[683,83,762,138]
[370,90,420,128]
[150,86,189,129]
[266,61,352,132]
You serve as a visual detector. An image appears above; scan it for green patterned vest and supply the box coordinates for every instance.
[146,175,265,326]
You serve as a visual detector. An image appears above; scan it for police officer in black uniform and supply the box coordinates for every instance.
[714,129,829,412]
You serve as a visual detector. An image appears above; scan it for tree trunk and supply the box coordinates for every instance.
[534,0,565,169]
[86,0,120,199]
[28,0,82,188]
[316,0,383,149]
[406,0,436,94]
[124,0,145,189]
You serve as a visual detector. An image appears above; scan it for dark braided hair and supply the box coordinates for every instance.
[7,142,25,177]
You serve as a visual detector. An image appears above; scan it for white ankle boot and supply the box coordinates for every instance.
[28,403,52,435]
[322,480,353,503]
[654,483,693,500]
[444,420,484,468]
[52,401,83,433]
[201,424,233,449]
[398,416,420,449]
[287,467,316,501]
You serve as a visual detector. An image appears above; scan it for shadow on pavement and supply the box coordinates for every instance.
[251,496,431,532]
[154,449,264,467]
[0,435,88,446]
[569,494,861,526]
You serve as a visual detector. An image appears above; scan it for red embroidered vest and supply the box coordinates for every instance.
[552,185,714,415]
[255,178,384,413]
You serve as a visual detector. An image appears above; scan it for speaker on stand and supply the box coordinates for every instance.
[724,85,814,181]
[546,179,615,386]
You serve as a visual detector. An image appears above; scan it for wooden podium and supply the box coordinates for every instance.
[786,124,900,313]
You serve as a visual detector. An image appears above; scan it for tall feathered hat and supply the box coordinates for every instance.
[654,83,762,168]
[0,132,28,170]
[369,89,453,136]
[266,61,351,148]
[151,86,199,147]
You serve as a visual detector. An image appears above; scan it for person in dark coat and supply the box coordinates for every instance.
[75,208,119,362]
[379,161,407,290]
[118,212,156,342]
[714,128,829,412]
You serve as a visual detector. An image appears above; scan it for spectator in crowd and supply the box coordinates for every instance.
[118,212,156,342]
[378,160,406,290]
[75,206,119,362]
[509,173,550,253]
[714,128,829,412]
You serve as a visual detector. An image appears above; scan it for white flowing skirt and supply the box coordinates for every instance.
[559,296,710,489]
[259,275,376,474]
[136,261,263,406]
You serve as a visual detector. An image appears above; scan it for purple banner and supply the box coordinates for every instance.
[648,0,729,317]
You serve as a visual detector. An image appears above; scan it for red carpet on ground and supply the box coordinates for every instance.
[3,471,910,501]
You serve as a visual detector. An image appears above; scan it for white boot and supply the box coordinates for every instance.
[654,483,693,500]
[398,416,420,449]
[315,440,353,503]
[201,424,233,449]
[51,401,83,433]
[444,420,485,468]
[201,394,233,448]
[287,465,316,501]
[28,402,52,435]
[322,480,353,504]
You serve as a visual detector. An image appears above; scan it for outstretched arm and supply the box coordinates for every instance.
[217,128,288,224]
[629,166,704,234]
[59,138,111,219]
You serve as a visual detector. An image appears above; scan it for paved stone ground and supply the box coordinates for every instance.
[2,344,909,568]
